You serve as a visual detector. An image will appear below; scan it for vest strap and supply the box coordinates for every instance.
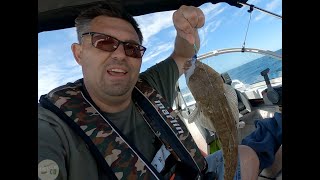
[39,78,207,179]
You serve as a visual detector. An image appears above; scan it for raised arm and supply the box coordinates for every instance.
[171,5,205,76]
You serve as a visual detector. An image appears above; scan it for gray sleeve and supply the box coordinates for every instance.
[139,57,180,106]
[38,105,103,180]
[38,116,68,180]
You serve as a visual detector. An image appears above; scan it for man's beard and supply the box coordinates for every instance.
[102,82,132,96]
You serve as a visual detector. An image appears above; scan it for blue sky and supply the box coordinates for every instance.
[38,0,282,99]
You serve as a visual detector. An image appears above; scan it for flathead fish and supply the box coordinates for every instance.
[185,59,239,180]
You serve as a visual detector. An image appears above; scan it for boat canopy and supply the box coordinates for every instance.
[38,0,247,33]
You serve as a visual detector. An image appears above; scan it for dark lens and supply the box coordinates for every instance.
[124,43,145,58]
[92,34,119,52]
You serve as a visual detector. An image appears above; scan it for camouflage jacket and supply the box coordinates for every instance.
[39,78,207,179]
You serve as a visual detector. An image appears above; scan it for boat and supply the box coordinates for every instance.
[38,0,282,179]
[173,47,282,179]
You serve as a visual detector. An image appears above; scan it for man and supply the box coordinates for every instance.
[39,2,206,179]
[38,2,259,180]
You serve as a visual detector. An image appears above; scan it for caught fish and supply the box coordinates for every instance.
[185,58,239,180]
[188,83,239,133]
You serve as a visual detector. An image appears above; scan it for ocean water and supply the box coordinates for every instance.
[226,50,282,85]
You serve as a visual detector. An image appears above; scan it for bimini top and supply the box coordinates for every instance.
[38,0,247,33]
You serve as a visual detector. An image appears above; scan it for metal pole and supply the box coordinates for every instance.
[238,2,282,20]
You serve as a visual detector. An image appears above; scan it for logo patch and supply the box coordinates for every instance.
[38,159,59,180]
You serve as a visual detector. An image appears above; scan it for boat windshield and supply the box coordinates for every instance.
[175,49,282,110]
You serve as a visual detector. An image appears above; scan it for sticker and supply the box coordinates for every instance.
[151,144,171,172]
[38,159,59,180]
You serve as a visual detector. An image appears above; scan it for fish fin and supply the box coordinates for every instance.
[223,84,240,126]
[197,106,216,132]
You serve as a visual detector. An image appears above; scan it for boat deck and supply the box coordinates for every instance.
[178,105,282,179]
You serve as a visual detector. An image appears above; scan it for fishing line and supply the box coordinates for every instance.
[242,5,253,52]
[193,43,215,90]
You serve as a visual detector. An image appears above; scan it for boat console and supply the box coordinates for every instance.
[260,68,282,106]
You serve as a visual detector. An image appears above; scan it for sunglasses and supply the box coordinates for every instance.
[81,32,147,58]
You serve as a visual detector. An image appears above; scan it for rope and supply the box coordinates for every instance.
[242,5,254,52]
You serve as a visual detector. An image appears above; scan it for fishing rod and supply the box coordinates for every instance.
[238,1,282,20]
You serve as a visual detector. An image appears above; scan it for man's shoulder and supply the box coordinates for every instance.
[38,104,57,119]
[38,104,68,130]
[38,103,81,144]
[139,56,177,81]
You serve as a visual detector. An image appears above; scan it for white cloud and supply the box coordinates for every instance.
[254,0,282,21]
[38,48,54,63]
[66,27,78,42]
[38,63,65,98]
[201,3,225,22]
[38,47,82,100]
[200,3,222,15]
[266,0,282,11]
[248,0,261,5]
[135,3,226,45]
[143,42,174,63]
[38,66,82,100]
[253,11,265,21]
[135,10,175,44]
[198,28,207,49]
[200,19,222,50]
[168,29,177,39]
[205,20,222,33]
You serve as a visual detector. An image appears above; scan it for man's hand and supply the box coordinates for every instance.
[171,5,205,76]
[172,5,205,45]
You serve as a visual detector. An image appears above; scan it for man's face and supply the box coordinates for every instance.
[73,16,142,98]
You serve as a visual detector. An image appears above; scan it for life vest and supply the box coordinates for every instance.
[40,78,207,179]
